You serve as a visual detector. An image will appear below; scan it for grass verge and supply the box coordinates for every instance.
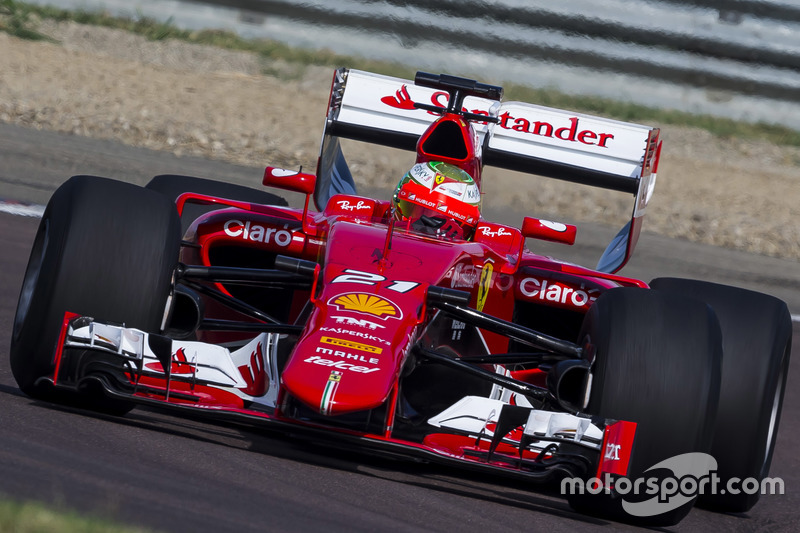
[0,499,153,533]
[2,0,800,146]
[0,0,56,41]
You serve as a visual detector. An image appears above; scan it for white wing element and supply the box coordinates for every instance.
[337,69,494,138]
[487,101,652,180]
[331,69,659,193]
[67,321,281,406]
[428,396,603,451]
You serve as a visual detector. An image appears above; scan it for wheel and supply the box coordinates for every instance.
[650,278,792,512]
[11,175,181,412]
[567,287,721,526]
[145,174,288,234]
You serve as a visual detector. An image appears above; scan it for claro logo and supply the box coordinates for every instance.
[224,219,296,246]
[519,277,600,308]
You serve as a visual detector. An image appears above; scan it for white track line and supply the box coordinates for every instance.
[2,200,799,323]
[0,201,45,217]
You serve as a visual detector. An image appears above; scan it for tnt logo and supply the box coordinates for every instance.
[332,315,385,330]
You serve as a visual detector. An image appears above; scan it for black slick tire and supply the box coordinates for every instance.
[567,287,721,527]
[10,176,181,412]
[650,277,792,512]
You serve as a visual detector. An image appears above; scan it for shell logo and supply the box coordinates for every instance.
[329,293,402,320]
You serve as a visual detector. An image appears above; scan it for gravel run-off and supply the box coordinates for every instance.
[1,20,799,259]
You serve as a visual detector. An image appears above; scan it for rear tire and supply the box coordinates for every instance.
[567,287,721,526]
[145,175,288,234]
[11,176,181,412]
[650,278,792,512]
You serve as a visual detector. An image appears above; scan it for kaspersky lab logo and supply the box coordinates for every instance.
[561,453,785,517]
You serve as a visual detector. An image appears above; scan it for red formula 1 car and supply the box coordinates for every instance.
[10,69,792,526]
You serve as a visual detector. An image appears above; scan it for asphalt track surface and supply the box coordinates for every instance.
[1,122,799,532]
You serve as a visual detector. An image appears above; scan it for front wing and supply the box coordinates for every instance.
[47,314,637,485]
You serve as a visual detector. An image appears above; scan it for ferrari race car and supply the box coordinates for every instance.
[10,69,792,526]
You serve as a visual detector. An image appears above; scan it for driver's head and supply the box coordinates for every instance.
[392,161,481,240]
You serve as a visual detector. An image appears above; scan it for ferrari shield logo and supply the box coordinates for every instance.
[477,262,493,311]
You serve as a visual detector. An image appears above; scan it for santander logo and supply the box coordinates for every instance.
[380,84,615,148]
[499,114,614,147]
[381,85,416,110]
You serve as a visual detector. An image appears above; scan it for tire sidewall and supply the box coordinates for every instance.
[11,183,75,391]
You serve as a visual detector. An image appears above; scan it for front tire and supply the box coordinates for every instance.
[567,287,721,526]
[650,278,792,512]
[11,175,181,409]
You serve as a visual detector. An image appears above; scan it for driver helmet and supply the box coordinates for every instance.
[392,161,481,239]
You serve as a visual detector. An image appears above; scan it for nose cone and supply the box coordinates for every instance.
[281,333,396,416]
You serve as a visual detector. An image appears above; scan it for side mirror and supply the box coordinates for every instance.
[521,217,576,246]
[263,167,316,195]
[264,166,317,235]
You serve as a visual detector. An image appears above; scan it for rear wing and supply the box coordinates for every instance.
[315,68,661,273]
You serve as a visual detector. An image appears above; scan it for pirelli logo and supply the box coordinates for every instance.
[320,336,383,354]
